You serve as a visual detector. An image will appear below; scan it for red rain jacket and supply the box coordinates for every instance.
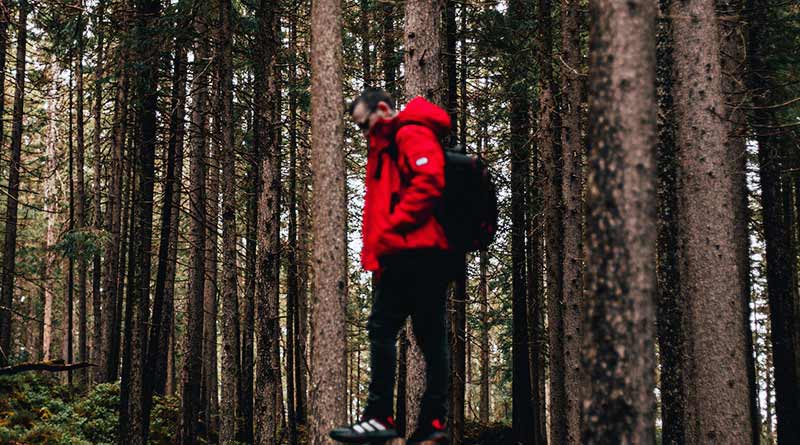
[361,96,452,271]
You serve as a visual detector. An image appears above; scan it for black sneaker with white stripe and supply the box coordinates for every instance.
[329,416,399,443]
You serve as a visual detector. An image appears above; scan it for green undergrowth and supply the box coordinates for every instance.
[0,374,179,445]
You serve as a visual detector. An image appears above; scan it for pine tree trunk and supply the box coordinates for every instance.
[296,107,311,427]
[218,0,242,441]
[655,1,686,442]
[478,246,490,424]
[309,0,348,442]
[508,0,536,442]
[747,0,800,441]
[43,58,60,362]
[445,1,466,443]
[403,0,443,433]
[560,0,586,441]
[670,0,754,440]
[286,6,300,440]
[718,0,760,441]
[66,61,76,386]
[178,9,210,444]
[582,0,658,442]
[0,0,27,368]
[143,10,189,435]
[203,68,221,437]
[90,0,106,385]
[100,19,129,380]
[112,126,135,384]
[119,0,160,441]
[147,10,187,399]
[241,92,257,445]
[381,0,397,100]
[75,6,89,391]
[254,0,281,442]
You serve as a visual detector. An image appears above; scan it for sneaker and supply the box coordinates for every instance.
[328,416,399,443]
[407,418,448,444]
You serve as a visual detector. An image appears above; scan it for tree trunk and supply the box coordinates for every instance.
[241,86,258,445]
[43,58,61,362]
[403,0,443,433]
[670,0,755,440]
[218,0,242,441]
[75,5,89,391]
[90,0,106,386]
[718,0,760,441]
[178,9,210,444]
[203,63,221,437]
[254,0,281,443]
[445,1,466,444]
[309,0,348,443]
[655,1,686,443]
[381,0,397,100]
[478,246,490,424]
[66,59,76,387]
[0,0,28,368]
[286,5,300,441]
[147,8,188,399]
[560,0,586,442]
[296,100,311,428]
[506,0,536,443]
[119,0,160,441]
[747,0,800,441]
[582,0,658,442]
[101,24,130,382]
[143,8,189,436]
[112,122,136,384]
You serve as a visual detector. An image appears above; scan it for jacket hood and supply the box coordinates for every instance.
[395,96,452,138]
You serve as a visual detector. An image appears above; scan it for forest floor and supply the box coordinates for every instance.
[0,374,511,445]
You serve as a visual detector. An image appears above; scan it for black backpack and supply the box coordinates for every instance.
[379,122,498,253]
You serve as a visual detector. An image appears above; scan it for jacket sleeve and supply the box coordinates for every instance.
[387,124,445,233]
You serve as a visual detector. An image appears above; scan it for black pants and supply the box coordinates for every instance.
[363,250,452,425]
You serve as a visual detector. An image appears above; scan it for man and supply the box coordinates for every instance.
[329,89,452,444]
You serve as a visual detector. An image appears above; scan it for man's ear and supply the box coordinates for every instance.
[377,101,391,114]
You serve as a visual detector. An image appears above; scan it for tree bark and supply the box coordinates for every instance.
[506,0,536,443]
[560,0,586,441]
[101,16,130,381]
[254,0,281,443]
[203,57,221,437]
[655,1,686,442]
[670,0,755,440]
[381,0,397,100]
[718,0,760,441]
[119,0,160,441]
[403,0,444,433]
[178,9,210,444]
[43,58,61,362]
[143,7,189,436]
[218,0,242,441]
[0,0,28,368]
[90,0,106,386]
[75,5,89,391]
[241,84,258,445]
[582,0,658,442]
[286,4,300,441]
[309,0,348,443]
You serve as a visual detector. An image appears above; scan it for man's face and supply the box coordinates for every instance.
[351,100,392,138]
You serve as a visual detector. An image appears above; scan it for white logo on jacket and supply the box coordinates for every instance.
[415,157,429,167]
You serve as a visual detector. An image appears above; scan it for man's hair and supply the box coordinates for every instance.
[348,88,395,115]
